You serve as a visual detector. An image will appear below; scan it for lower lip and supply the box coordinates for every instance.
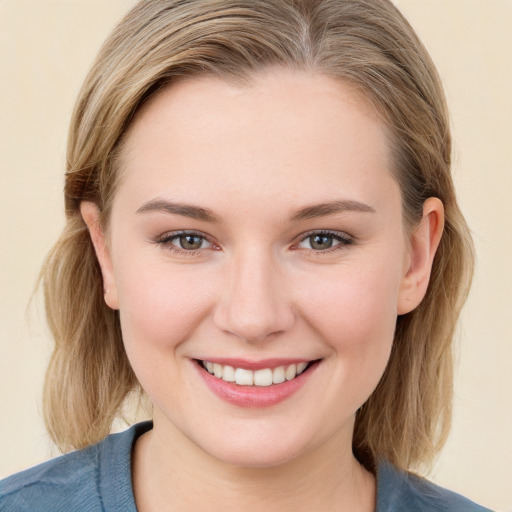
[195,361,319,408]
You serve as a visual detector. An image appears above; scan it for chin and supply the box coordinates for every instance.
[190,419,333,469]
[207,441,303,469]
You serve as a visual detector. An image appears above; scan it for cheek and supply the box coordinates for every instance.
[285,259,403,436]
[303,264,398,334]
[113,258,217,352]
[112,260,220,410]
[295,259,401,379]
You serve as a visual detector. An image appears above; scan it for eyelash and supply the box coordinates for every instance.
[155,230,217,257]
[294,230,354,254]
[154,229,354,256]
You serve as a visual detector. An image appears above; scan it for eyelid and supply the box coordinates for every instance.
[294,229,354,252]
[153,229,353,256]
[154,230,219,255]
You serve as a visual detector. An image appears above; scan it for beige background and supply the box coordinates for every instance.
[0,0,510,510]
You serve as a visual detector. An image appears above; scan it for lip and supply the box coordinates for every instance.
[198,357,311,370]
[193,358,320,408]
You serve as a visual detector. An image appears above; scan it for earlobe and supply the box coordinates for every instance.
[80,201,119,310]
[397,197,444,315]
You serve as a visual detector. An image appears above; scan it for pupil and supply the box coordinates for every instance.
[180,234,202,250]
[311,234,332,250]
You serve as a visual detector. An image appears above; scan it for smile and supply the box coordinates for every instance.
[201,360,309,386]
[195,358,320,407]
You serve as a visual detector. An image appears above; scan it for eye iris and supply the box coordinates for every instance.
[310,234,333,250]
[179,234,203,250]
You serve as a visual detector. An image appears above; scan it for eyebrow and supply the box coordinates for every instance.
[289,200,376,221]
[136,199,220,223]
[136,198,375,223]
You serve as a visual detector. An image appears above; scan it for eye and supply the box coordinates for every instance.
[173,233,210,251]
[296,231,353,252]
[155,231,215,254]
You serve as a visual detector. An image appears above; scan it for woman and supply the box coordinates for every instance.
[0,0,493,510]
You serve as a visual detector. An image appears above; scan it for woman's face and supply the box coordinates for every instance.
[86,69,434,467]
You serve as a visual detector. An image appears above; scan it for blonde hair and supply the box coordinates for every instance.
[42,0,473,470]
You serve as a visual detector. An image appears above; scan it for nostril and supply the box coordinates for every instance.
[211,258,295,342]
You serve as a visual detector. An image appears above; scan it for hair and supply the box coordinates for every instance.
[42,0,474,471]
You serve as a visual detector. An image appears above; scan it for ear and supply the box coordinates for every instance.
[397,197,444,315]
[80,201,119,310]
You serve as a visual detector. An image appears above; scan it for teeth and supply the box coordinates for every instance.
[222,365,235,382]
[253,368,273,387]
[285,364,297,380]
[213,364,223,378]
[235,368,253,385]
[272,366,285,384]
[202,360,309,386]
[296,362,307,374]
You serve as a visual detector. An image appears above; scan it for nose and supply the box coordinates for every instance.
[213,247,295,344]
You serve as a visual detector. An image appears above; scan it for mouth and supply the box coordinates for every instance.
[198,359,312,387]
[194,358,321,407]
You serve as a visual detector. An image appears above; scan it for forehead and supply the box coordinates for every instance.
[116,69,396,215]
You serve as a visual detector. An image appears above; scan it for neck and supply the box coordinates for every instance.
[132,416,376,512]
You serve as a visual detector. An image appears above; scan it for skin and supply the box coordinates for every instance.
[81,69,443,511]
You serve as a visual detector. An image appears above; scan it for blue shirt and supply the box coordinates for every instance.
[0,422,493,511]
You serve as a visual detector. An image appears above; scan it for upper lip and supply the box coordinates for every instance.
[195,357,315,371]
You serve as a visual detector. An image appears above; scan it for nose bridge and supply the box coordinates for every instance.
[214,243,294,343]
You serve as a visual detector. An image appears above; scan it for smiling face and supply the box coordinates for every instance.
[82,69,439,468]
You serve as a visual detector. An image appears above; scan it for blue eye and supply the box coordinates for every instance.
[297,231,352,252]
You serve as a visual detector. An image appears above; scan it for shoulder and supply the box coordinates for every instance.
[0,422,151,512]
[0,442,103,512]
[376,459,494,512]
